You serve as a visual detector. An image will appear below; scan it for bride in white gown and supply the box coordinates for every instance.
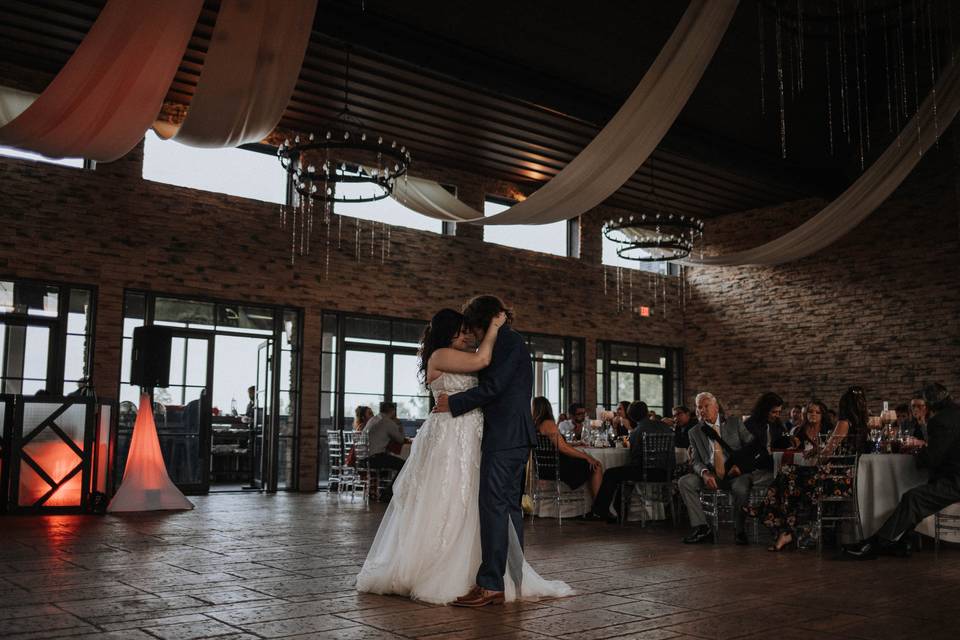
[356,309,572,605]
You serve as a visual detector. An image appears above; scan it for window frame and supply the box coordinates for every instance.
[595,340,682,416]
[483,196,577,258]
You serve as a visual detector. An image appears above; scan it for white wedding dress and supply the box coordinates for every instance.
[356,372,573,604]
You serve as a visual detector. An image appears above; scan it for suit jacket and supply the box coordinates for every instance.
[689,416,755,477]
[448,327,537,453]
[917,403,960,483]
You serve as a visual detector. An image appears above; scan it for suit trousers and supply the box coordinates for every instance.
[876,476,960,541]
[477,446,529,592]
[679,469,773,533]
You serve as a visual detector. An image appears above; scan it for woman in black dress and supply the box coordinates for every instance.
[533,396,603,498]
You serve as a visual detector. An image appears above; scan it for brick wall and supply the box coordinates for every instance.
[683,148,960,417]
[0,144,682,489]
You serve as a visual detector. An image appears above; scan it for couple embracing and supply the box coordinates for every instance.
[356,295,572,606]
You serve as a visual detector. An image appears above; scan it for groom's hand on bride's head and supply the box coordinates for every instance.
[433,394,450,413]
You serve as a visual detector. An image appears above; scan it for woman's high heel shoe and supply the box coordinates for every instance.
[767,532,794,552]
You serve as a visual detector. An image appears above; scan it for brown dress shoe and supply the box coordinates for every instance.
[451,588,505,608]
[453,585,483,604]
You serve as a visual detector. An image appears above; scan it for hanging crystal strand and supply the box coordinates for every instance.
[912,0,922,155]
[860,0,871,155]
[380,224,386,265]
[759,6,766,115]
[882,7,894,134]
[603,265,608,297]
[927,0,940,149]
[355,219,361,262]
[387,225,392,258]
[289,203,297,265]
[370,221,376,258]
[337,214,342,249]
[826,42,835,155]
[661,267,667,308]
[852,0,866,171]
[628,267,634,314]
[786,9,796,102]
[838,0,851,142]
[796,0,804,90]
[615,267,622,313]
[324,214,331,279]
[775,3,788,158]
[898,1,909,125]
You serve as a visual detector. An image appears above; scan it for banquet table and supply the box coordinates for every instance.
[856,453,960,543]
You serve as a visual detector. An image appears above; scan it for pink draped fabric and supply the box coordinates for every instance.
[0,0,202,162]
[162,0,317,147]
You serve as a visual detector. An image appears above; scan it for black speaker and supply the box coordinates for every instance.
[130,325,172,388]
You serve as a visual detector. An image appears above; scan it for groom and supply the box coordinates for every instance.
[433,295,536,607]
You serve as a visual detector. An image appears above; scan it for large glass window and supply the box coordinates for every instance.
[118,291,301,492]
[142,131,287,204]
[0,280,94,396]
[602,232,671,275]
[484,198,570,257]
[596,341,681,417]
[524,333,584,417]
[0,145,84,169]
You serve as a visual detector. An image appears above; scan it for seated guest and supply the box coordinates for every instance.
[612,400,631,437]
[843,383,960,559]
[749,389,867,551]
[558,403,587,442]
[533,397,602,499]
[361,402,409,472]
[789,400,834,453]
[353,405,374,432]
[743,392,790,470]
[784,404,804,431]
[895,403,912,431]
[590,401,672,523]
[906,393,930,440]
[669,405,695,449]
[679,392,770,545]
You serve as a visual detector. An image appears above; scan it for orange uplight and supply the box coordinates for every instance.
[19,441,83,507]
[640,306,651,317]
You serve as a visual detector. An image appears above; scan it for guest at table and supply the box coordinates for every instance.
[669,405,695,449]
[784,404,804,431]
[906,393,930,440]
[612,400,631,437]
[245,385,256,420]
[679,392,766,545]
[533,397,602,500]
[353,405,374,432]
[558,403,587,442]
[743,392,790,469]
[361,402,409,473]
[843,383,960,559]
[590,401,672,523]
[748,390,866,551]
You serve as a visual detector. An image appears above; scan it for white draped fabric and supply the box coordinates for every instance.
[0,0,202,162]
[0,87,37,128]
[391,0,739,226]
[686,55,960,267]
[156,0,317,147]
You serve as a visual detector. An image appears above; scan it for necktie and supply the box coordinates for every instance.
[713,434,726,479]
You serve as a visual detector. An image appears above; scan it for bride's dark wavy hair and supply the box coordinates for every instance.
[418,308,465,385]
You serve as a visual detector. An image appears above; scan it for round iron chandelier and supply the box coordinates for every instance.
[603,211,704,262]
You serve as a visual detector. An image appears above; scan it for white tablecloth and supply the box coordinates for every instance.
[856,454,960,543]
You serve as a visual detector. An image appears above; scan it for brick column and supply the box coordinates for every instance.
[297,307,323,490]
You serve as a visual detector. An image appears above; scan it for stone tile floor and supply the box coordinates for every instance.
[1,493,958,639]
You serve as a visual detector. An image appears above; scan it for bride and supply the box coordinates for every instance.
[356,308,572,605]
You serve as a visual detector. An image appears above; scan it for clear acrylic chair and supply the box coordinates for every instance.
[326,429,344,492]
[532,433,587,525]
[621,432,676,527]
[814,433,862,551]
[934,507,960,556]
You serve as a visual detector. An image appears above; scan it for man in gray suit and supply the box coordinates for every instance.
[679,392,773,545]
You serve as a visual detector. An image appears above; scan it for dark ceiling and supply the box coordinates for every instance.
[0,0,953,218]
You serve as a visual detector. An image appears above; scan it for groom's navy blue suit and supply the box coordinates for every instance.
[448,326,537,592]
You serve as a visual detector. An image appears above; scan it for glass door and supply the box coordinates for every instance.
[152,332,213,494]
[251,339,274,489]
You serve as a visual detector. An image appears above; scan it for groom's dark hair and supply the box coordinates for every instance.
[461,295,514,332]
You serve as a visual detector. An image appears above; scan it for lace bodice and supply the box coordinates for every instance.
[429,372,477,400]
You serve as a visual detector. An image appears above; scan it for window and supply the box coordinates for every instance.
[0,279,94,395]
[142,131,287,204]
[319,312,430,486]
[524,333,585,417]
[602,232,671,275]
[483,198,570,257]
[333,169,444,234]
[596,341,682,417]
[0,145,84,168]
